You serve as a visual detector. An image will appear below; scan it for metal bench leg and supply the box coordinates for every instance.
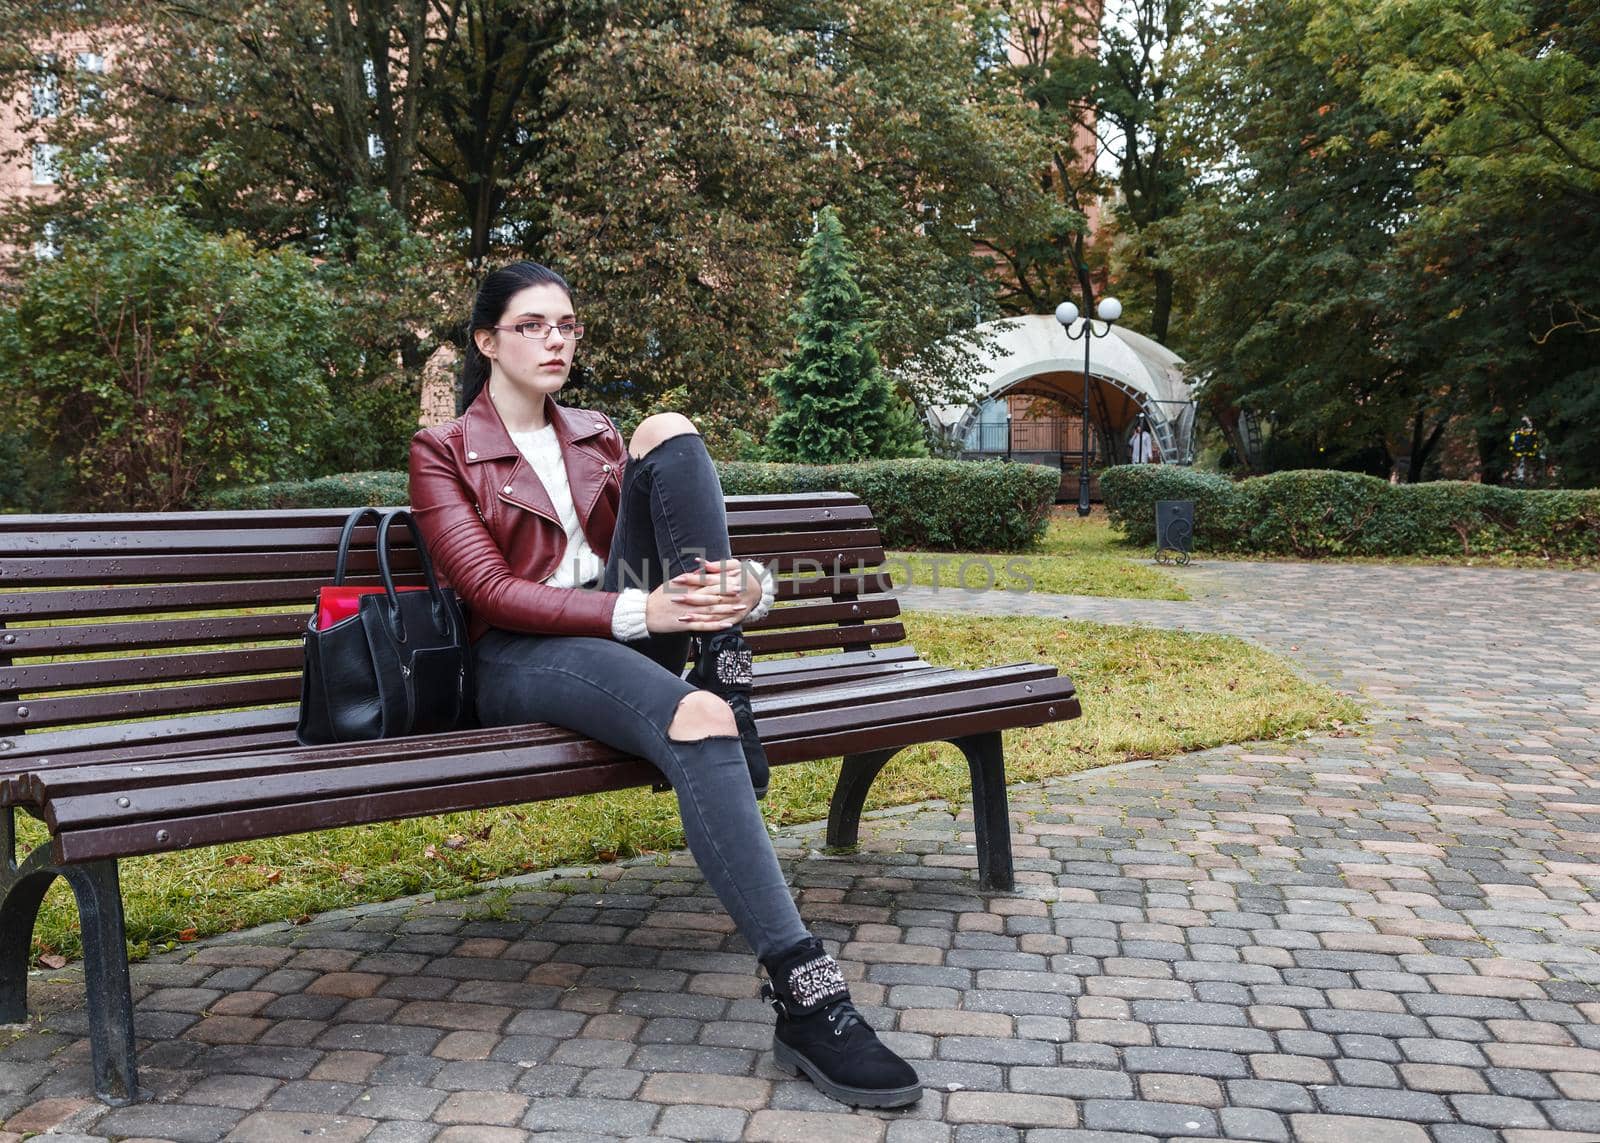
[1,811,57,1026]
[0,808,142,1105]
[951,732,1015,892]
[825,734,1015,892]
[826,747,900,852]
[60,860,141,1105]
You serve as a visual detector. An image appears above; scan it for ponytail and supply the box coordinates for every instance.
[458,338,492,413]
[457,261,575,414]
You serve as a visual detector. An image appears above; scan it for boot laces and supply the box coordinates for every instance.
[824,1000,867,1037]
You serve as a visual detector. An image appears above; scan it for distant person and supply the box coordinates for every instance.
[1129,416,1158,464]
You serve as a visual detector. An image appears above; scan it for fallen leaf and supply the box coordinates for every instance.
[178,928,198,941]
[423,844,440,859]
[38,954,67,969]
[223,854,255,867]
[339,869,366,886]
[264,869,282,884]
[443,834,469,851]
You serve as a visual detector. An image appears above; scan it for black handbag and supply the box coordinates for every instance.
[296,507,474,745]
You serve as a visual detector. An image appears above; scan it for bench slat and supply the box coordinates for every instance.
[1,544,889,585]
[0,523,880,561]
[0,613,306,655]
[26,662,1031,806]
[38,667,1067,825]
[3,647,306,694]
[0,647,928,771]
[3,676,300,731]
[49,688,1077,865]
[0,492,865,534]
[3,597,899,696]
[745,621,904,656]
[0,570,897,622]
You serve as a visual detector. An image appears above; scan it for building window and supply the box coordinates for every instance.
[76,51,105,112]
[975,14,1011,73]
[32,143,62,185]
[31,56,60,118]
[33,220,63,260]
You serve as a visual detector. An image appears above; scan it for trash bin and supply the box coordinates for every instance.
[1155,499,1194,566]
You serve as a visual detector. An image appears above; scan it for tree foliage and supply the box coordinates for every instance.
[1166,0,1600,484]
[1,0,1068,447]
[763,206,926,463]
[0,198,334,510]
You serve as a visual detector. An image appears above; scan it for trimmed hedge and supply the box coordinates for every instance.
[716,459,1057,550]
[206,471,409,510]
[1100,465,1600,559]
[206,458,1060,552]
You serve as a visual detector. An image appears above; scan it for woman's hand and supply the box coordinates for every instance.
[644,558,762,634]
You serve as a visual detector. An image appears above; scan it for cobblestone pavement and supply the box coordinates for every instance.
[4,560,1600,1142]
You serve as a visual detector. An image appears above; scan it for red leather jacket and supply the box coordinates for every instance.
[409,390,629,641]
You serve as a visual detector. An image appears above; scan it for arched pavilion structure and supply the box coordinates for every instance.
[929,315,1195,495]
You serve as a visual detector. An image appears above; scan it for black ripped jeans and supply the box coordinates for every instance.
[472,432,809,960]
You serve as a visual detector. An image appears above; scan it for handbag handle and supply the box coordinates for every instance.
[333,507,387,585]
[374,508,456,643]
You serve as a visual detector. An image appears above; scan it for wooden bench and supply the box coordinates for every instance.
[0,492,1081,1104]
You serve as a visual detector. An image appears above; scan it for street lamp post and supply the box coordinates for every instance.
[1055,296,1121,517]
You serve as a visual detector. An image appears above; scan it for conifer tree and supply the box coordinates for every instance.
[763,207,927,463]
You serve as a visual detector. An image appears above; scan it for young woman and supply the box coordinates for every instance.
[409,261,921,1109]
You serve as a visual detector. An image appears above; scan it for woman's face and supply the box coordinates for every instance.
[476,282,577,399]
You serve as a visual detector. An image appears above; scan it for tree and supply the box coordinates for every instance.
[763,206,926,462]
[1164,0,1463,482]
[0,196,334,510]
[1165,0,1600,484]
[2,0,1068,445]
[1306,0,1600,485]
[984,0,1199,342]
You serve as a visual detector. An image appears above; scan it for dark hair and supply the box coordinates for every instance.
[459,261,575,410]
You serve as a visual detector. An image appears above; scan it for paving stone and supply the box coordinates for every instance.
[658,1104,748,1141]
[430,1090,528,1126]
[945,1093,1077,1128]
[1081,1099,1218,1136]
[363,1123,437,1143]
[1448,1094,1550,1130]
[348,1086,446,1120]
[1218,1105,1287,1141]
[180,1074,282,1109]
[520,1094,665,1134]
[221,1111,377,1142]
[1313,1086,1453,1122]
[93,1104,244,1143]
[1289,1115,1430,1143]
[744,1108,886,1142]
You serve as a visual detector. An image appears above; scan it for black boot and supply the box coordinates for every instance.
[761,937,922,1109]
[688,628,770,799]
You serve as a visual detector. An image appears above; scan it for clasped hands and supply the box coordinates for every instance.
[644,557,762,634]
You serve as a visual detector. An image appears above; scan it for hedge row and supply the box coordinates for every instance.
[207,458,1060,552]
[1099,465,1600,559]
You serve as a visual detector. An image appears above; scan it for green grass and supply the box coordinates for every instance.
[889,511,1188,600]
[17,609,1356,966]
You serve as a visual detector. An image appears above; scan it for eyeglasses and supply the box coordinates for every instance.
[493,320,585,341]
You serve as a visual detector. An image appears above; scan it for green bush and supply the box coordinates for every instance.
[0,198,333,511]
[1100,465,1600,559]
[209,459,1059,551]
[717,458,1057,550]
[205,471,408,510]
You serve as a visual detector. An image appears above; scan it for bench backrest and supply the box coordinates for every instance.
[0,493,900,756]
